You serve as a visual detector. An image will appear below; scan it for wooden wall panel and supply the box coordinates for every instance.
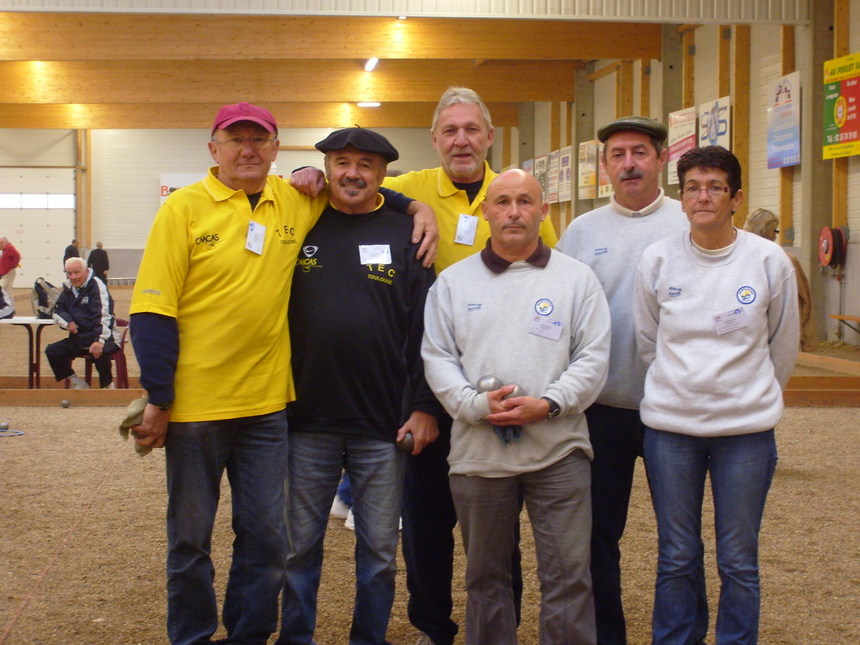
[0,14,662,62]
[0,102,521,129]
[0,60,576,105]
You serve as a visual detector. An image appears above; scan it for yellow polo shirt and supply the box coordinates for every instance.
[383,161,558,273]
[131,168,326,422]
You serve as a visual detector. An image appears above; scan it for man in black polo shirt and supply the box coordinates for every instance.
[278,128,439,645]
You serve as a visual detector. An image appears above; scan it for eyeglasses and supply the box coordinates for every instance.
[681,184,730,199]
[211,136,276,150]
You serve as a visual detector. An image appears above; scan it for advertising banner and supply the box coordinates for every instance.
[698,97,731,149]
[823,53,860,159]
[578,140,598,200]
[558,146,572,203]
[767,71,801,168]
[668,107,698,185]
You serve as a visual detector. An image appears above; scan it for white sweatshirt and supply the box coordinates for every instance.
[634,229,799,437]
[422,250,610,477]
[557,191,688,409]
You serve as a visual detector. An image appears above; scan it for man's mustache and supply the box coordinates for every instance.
[619,169,643,181]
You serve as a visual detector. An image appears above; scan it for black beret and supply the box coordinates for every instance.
[597,116,668,143]
[315,127,399,162]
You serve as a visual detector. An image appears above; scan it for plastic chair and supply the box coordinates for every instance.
[84,317,130,388]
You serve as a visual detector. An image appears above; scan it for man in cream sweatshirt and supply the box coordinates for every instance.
[422,169,610,645]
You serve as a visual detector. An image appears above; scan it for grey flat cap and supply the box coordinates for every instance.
[315,127,399,162]
[598,116,668,143]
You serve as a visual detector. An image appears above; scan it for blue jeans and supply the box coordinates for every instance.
[644,428,777,645]
[278,432,405,645]
[587,404,707,645]
[164,409,289,645]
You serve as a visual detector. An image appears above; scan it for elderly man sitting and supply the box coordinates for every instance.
[45,257,118,389]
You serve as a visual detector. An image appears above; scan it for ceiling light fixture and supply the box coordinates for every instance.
[357,102,381,108]
[364,57,379,72]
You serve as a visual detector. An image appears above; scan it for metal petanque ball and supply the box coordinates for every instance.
[61,400,70,408]
[476,375,503,393]
[397,431,415,453]
[0,422,8,431]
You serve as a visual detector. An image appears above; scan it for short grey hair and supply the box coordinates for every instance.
[64,256,86,272]
[431,87,493,132]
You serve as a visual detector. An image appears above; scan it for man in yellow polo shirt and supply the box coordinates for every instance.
[292,87,557,645]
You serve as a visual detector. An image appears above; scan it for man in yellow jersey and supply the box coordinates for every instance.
[292,87,558,645]
[129,103,435,645]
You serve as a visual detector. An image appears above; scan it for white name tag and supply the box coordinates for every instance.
[529,314,563,341]
[713,307,749,335]
[359,244,392,265]
[245,221,266,255]
[455,214,478,246]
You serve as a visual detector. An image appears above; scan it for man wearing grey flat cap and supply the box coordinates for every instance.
[557,116,701,645]
[278,127,440,645]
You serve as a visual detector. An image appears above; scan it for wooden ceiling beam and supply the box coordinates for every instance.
[0,59,577,104]
[0,102,521,129]
[0,13,662,62]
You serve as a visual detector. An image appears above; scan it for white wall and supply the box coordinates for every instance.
[0,129,78,285]
[90,127,440,251]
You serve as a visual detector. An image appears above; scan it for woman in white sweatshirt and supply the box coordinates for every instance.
[634,146,799,645]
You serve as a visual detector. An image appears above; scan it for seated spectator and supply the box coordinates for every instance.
[45,257,118,389]
[0,285,13,319]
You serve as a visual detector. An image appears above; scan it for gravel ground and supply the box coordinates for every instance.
[1,287,858,644]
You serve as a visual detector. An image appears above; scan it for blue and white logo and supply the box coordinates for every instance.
[534,298,554,316]
[736,286,756,305]
[668,287,682,298]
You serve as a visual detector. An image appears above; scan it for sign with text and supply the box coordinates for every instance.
[597,143,612,198]
[698,97,731,149]
[577,140,598,200]
[558,146,572,203]
[546,151,560,203]
[823,53,860,159]
[767,71,801,168]
[668,107,698,185]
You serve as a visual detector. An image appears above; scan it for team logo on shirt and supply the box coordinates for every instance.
[594,247,608,256]
[297,245,322,273]
[194,233,220,248]
[668,287,682,298]
[736,286,756,305]
[534,298,554,316]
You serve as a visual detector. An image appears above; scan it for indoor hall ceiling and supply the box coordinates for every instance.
[0,12,663,129]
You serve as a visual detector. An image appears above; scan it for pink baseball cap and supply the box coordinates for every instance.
[211,102,278,135]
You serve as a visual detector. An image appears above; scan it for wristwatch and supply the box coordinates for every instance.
[541,397,561,419]
[154,401,173,411]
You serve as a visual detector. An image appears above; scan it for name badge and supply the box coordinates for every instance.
[455,214,478,246]
[359,244,392,265]
[245,221,266,255]
[713,307,749,335]
[529,314,563,341]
